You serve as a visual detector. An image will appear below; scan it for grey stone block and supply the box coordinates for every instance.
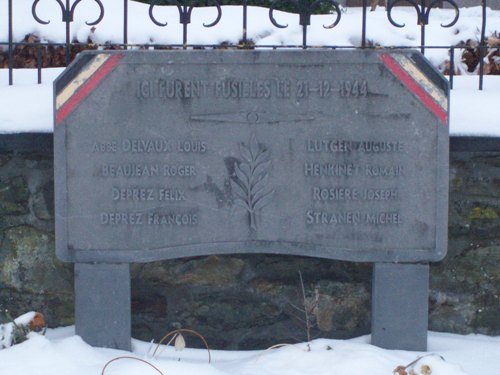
[75,263,131,350]
[372,262,429,351]
[54,50,448,265]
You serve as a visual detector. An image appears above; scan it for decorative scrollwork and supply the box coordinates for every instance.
[387,0,459,29]
[32,0,104,26]
[269,0,342,30]
[149,0,222,28]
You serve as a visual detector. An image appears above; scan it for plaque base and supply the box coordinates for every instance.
[371,262,430,351]
[75,263,131,351]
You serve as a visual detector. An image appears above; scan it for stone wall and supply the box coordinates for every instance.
[0,134,498,349]
[0,135,73,327]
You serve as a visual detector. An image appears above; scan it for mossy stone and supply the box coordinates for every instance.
[0,226,72,294]
[469,207,499,220]
[0,154,11,167]
[0,176,29,215]
[33,181,54,220]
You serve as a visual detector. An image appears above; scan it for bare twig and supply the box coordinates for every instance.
[298,271,311,343]
[152,333,179,359]
[288,302,306,313]
[254,343,310,362]
[102,356,164,375]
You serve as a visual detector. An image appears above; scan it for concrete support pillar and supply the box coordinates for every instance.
[371,262,429,351]
[75,263,131,351]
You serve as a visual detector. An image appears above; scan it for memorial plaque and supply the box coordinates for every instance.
[55,50,448,264]
[54,50,449,351]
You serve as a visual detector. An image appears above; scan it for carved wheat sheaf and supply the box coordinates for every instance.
[231,135,274,231]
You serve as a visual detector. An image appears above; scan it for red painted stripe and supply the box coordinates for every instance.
[379,54,448,126]
[56,54,124,125]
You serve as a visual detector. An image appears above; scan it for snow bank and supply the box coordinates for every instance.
[0,2,499,135]
[1,68,499,136]
[1,329,499,375]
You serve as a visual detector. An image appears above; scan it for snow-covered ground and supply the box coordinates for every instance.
[1,68,499,136]
[1,1,500,136]
[0,327,499,375]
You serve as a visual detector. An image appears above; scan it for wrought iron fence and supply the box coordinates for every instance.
[0,0,498,89]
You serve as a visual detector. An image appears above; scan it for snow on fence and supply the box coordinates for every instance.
[0,0,499,89]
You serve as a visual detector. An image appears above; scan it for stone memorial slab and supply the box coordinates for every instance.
[54,50,449,351]
[55,50,448,263]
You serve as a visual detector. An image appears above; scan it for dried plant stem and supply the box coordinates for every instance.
[154,334,178,357]
[298,271,311,343]
[265,343,293,351]
[254,343,309,362]
[101,356,164,375]
[152,328,211,363]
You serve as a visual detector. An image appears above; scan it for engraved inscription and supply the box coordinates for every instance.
[306,211,402,225]
[312,187,398,201]
[101,212,144,225]
[318,80,333,97]
[93,141,118,153]
[363,188,398,200]
[135,79,369,100]
[276,79,291,98]
[339,80,368,97]
[297,80,368,99]
[100,211,198,226]
[304,163,358,177]
[147,212,198,226]
[122,138,171,153]
[99,164,196,178]
[303,163,404,178]
[365,165,404,177]
[111,187,186,201]
[101,164,160,177]
[306,211,362,225]
[313,187,358,201]
[158,188,186,201]
[305,139,405,153]
[112,187,155,201]
[176,140,207,153]
[163,165,196,177]
[214,80,272,99]
[93,139,208,154]
[137,79,210,99]
[296,80,310,99]
[365,212,402,225]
